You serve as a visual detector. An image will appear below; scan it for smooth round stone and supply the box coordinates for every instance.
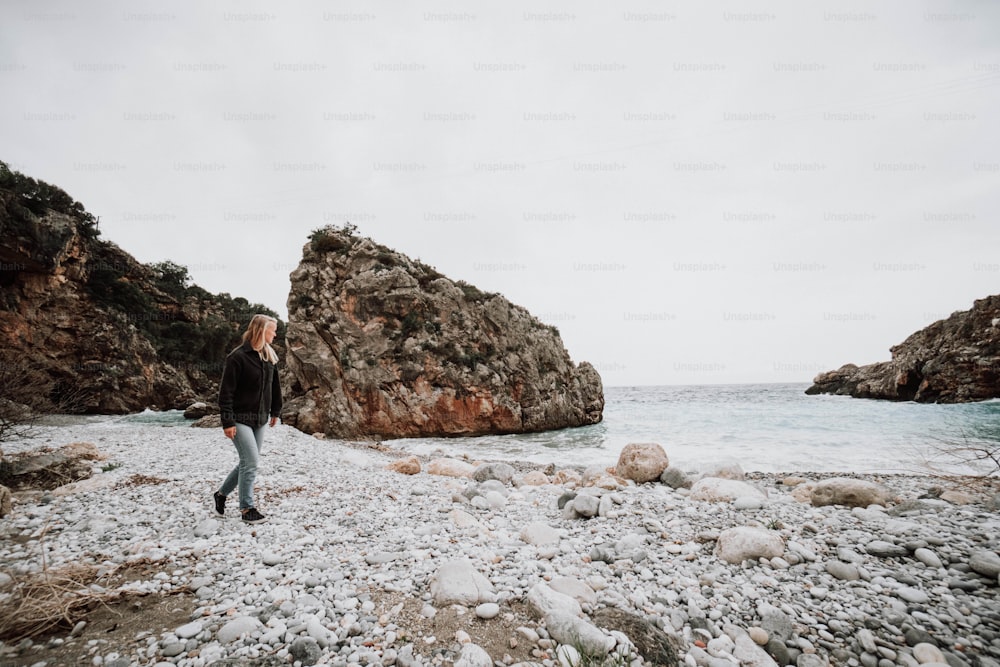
[905,628,936,647]
[810,587,830,600]
[748,627,768,645]
[475,603,500,619]
[969,550,1000,578]
[766,639,790,665]
[261,551,284,566]
[867,541,908,557]
[734,496,765,510]
[856,629,877,653]
[556,644,581,667]
[827,560,861,581]
[860,652,879,667]
[176,621,203,639]
[161,642,186,657]
[912,642,946,663]
[798,655,827,667]
[896,587,929,604]
[914,548,943,568]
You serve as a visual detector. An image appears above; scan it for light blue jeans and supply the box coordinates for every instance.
[218,423,265,510]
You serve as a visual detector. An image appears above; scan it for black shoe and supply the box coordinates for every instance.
[241,507,266,524]
[213,492,226,517]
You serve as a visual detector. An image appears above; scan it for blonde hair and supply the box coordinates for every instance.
[242,314,279,364]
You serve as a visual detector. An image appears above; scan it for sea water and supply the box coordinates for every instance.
[111,385,1000,475]
[384,384,1000,475]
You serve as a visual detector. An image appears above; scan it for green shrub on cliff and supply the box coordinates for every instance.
[309,222,358,254]
[0,160,100,240]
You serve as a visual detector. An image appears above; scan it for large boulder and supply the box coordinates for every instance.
[690,477,767,503]
[280,226,604,438]
[810,477,895,508]
[615,442,669,483]
[430,560,496,606]
[806,295,1000,403]
[715,526,785,564]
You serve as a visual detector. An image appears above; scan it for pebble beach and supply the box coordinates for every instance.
[1,418,999,667]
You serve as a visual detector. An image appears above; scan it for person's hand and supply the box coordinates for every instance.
[224,426,236,439]
[269,417,279,428]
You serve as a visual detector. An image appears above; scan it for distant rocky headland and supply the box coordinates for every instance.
[807,295,1000,403]
[0,161,282,414]
[280,224,604,438]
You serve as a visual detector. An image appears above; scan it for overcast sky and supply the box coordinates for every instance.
[3,0,998,386]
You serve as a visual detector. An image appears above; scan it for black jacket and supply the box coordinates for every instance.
[219,342,282,428]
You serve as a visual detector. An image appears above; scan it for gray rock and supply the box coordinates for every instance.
[796,653,827,667]
[866,540,908,558]
[162,642,186,657]
[660,466,691,489]
[526,583,581,619]
[810,477,895,508]
[571,494,600,518]
[261,551,284,566]
[735,496,767,510]
[365,551,403,565]
[969,550,1000,578]
[217,616,263,643]
[735,633,780,667]
[176,621,203,639]
[914,547,943,568]
[475,603,500,619]
[192,414,222,428]
[193,519,220,538]
[455,643,493,667]
[716,526,784,564]
[557,491,576,509]
[826,560,861,581]
[520,522,559,546]
[759,606,794,642]
[589,544,616,564]
[904,627,937,647]
[290,637,322,666]
[550,576,597,606]
[912,643,946,664]
[430,559,496,606]
[896,586,929,604]
[691,477,767,503]
[183,402,212,419]
[545,612,610,657]
[473,463,516,485]
[766,638,791,665]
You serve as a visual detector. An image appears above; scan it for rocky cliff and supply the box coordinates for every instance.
[281,225,604,438]
[806,295,1000,403]
[0,161,282,414]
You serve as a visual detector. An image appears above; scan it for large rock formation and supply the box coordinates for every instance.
[281,225,603,438]
[0,161,282,413]
[806,295,1000,403]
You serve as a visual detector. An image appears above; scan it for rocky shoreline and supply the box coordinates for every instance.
[1,419,998,667]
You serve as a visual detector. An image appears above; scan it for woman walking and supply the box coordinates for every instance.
[214,314,282,524]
